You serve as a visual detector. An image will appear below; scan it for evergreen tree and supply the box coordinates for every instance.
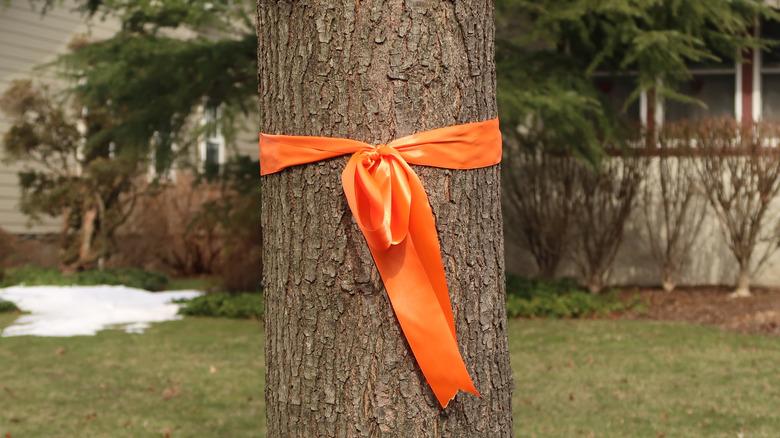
[4,0,777,271]
[0,80,151,269]
[48,0,256,164]
[29,0,780,163]
[496,0,778,160]
[2,1,257,268]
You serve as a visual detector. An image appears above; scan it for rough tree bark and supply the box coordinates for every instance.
[258,2,512,436]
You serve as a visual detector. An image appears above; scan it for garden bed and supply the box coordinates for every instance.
[622,286,780,335]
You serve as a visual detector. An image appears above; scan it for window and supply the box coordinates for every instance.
[664,71,736,122]
[594,75,641,127]
[204,139,221,176]
[761,19,780,121]
[201,105,225,176]
[147,131,177,181]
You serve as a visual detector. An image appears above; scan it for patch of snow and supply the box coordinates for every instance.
[0,285,202,337]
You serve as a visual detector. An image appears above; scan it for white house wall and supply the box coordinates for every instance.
[0,2,258,234]
[505,156,780,288]
[0,1,119,234]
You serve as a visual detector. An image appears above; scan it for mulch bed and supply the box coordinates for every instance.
[618,286,780,336]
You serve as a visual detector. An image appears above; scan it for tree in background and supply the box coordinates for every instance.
[571,157,645,293]
[48,0,256,160]
[640,128,708,293]
[2,1,259,278]
[495,0,777,160]
[496,0,778,291]
[692,119,780,297]
[50,0,770,166]
[0,80,152,270]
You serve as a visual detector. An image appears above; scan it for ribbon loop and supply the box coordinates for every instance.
[260,118,501,408]
[347,146,412,250]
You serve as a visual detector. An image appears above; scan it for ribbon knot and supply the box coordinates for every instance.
[349,145,411,250]
[259,118,502,408]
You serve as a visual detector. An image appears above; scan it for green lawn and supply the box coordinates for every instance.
[2,315,780,437]
[0,315,264,437]
[511,320,780,437]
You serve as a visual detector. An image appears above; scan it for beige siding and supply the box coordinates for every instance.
[0,2,257,234]
[234,114,260,160]
[0,1,119,234]
[0,162,58,233]
[505,156,780,287]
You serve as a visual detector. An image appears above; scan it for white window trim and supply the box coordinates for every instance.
[639,79,663,129]
[653,66,737,128]
[735,58,743,122]
[199,136,227,168]
[200,106,227,170]
[147,135,179,182]
[753,46,762,122]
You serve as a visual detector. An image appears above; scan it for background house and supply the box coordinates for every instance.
[506,19,780,288]
[5,1,780,289]
[595,19,780,128]
[0,2,117,234]
[0,0,258,237]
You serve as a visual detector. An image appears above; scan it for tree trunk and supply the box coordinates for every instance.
[76,204,98,271]
[586,274,604,294]
[661,278,676,293]
[258,2,512,437]
[661,264,676,293]
[536,254,559,281]
[731,265,752,298]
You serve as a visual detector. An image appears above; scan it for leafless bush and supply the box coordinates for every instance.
[219,242,262,292]
[117,160,261,292]
[0,229,59,270]
[502,139,578,278]
[0,228,14,270]
[640,129,708,292]
[689,119,780,297]
[571,155,645,293]
[118,174,224,275]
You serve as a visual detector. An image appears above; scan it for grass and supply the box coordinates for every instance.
[166,276,221,291]
[0,266,169,291]
[511,320,780,437]
[177,293,263,319]
[0,314,264,437]
[0,299,19,313]
[2,315,780,436]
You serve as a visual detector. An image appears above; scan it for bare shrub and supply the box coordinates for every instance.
[219,243,262,292]
[200,157,262,292]
[118,174,223,275]
[690,119,780,297]
[0,229,59,270]
[502,138,578,278]
[118,157,261,292]
[640,129,708,292]
[0,228,14,269]
[571,155,645,293]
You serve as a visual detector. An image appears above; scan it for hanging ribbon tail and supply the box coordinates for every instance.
[342,152,479,408]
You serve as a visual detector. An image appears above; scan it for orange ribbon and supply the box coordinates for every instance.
[260,118,501,407]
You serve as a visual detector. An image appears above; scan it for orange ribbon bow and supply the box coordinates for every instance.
[260,118,502,407]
